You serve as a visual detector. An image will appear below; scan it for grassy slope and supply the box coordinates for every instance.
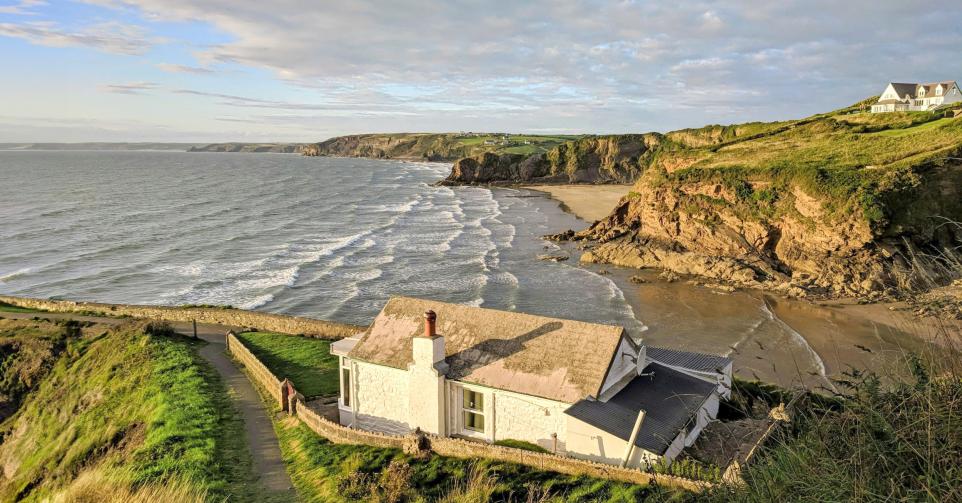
[0,320,260,502]
[708,361,962,502]
[236,331,339,398]
[655,108,962,227]
[274,416,675,502]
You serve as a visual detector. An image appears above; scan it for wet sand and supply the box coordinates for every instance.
[521,184,632,222]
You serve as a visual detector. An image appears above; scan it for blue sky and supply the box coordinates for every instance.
[2,0,961,142]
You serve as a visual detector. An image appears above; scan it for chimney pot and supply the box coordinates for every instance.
[424,310,437,338]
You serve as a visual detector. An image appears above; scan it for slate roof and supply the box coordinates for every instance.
[645,346,731,374]
[347,296,628,403]
[564,362,716,455]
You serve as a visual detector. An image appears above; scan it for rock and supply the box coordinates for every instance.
[545,229,575,241]
[597,269,609,275]
[537,254,569,262]
[659,270,679,282]
[629,275,647,284]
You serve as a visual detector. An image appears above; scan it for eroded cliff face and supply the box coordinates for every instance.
[441,134,662,185]
[302,134,468,161]
[565,163,962,298]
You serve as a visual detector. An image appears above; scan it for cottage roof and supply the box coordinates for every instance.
[347,296,628,403]
[564,362,716,455]
[646,346,732,374]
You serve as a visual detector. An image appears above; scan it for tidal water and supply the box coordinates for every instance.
[0,151,934,389]
[0,151,643,332]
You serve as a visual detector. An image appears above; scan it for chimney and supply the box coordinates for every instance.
[409,308,447,435]
[424,310,437,338]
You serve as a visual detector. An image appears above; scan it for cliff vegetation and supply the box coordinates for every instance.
[0,318,259,502]
[301,133,581,161]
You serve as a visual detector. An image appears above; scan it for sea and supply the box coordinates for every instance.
[0,151,933,389]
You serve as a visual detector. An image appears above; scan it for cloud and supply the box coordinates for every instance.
[0,20,157,54]
[0,0,45,15]
[99,81,159,94]
[9,0,962,140]
[156,63,215,74]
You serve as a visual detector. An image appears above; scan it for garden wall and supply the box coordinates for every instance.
[0,295,362,339]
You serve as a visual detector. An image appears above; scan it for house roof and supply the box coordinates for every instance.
[882,81,958,102]
[645,346,731,374]
[564,362,717,455]
[347,296,628,403]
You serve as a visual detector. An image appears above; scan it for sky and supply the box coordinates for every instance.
[1,1,961,143]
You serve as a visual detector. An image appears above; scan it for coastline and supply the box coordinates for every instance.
[520,184,631,222]
[522,189,960,389]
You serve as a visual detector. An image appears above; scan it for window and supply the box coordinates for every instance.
[342,367,351,407]
[936,86,943,96]
[462,389,485,432]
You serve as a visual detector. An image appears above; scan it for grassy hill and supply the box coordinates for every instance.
[0,318,259,502]
[301,133,582,161]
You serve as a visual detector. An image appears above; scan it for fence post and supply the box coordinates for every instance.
[280,378,290,412]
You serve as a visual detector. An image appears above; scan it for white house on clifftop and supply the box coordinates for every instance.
[871,81,961,112]
[330,296,732,468]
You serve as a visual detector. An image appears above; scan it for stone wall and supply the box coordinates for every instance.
[0,295,362,339]
[226,332,284,404]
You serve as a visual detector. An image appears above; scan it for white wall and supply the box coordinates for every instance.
[447,381,569,453]
[598,337,642,400]
[348,359,412,435]
[564,414,664,469]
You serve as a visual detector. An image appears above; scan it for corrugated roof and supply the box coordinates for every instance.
[348,296,627,403]
[564,362,716,455]
[645,346,731,374]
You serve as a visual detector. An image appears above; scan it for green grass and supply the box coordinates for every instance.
[703,358,962,502]
[0,320,262,501]
[872,116,954,137]
[0,301,44,313]
[274,416,676,502]
[236,332,338,398]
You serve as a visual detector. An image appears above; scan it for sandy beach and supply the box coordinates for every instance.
[522,184,632,222]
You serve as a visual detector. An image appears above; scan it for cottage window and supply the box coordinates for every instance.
[342,367,351,407]
[936,86,943,96]
[462,389,485,432]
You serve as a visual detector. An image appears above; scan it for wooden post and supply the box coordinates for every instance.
[192,319,198,339]
[620,410,646,468]
[551,432,558,454]
[280,379,290,412]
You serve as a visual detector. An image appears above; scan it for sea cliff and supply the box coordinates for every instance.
[541,103,962,298]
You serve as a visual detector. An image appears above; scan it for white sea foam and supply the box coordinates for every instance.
[0,267,32,283]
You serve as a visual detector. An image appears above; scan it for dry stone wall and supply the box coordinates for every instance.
[227,332,284,403]
[0,295,362,339]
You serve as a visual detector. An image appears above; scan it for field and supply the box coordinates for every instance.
[455,134,583,156]
[235,331,339,398]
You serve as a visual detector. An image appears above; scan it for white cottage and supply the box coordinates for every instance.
[870,81,961,113]
[331,296,732,468]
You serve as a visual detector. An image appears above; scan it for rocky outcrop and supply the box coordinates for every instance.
[563,161,962,299]
[441,134,662,185]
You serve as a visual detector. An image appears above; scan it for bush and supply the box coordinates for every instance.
[143,321,175,337]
